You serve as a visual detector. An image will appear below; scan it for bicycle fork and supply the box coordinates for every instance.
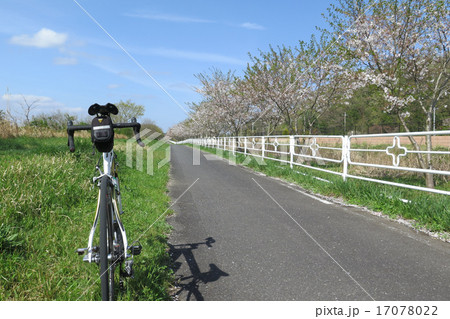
[76,177,141,271]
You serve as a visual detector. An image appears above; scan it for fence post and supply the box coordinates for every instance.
[343,136,349,182]
[261,136,265,159]
[289,135,294,169]
[244,137,247,155]
[232,137,236,155]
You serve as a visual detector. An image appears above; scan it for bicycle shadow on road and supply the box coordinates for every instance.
[169,237,229,301]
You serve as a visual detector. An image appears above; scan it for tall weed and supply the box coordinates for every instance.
[0,137,172,300]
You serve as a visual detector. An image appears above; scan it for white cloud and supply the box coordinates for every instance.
[240,22,265,30]
[2,94,64,109]
[107,84,120,89]
[3,94,55,104]
[125,12,213,23]
[1,93,84,117]
[10,28,68,48]
[61,107,83,113]
[169,82,195,93]
[54,57,78,65]
[90,62,156,88]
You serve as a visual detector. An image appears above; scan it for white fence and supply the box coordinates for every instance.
[178,130,450,196]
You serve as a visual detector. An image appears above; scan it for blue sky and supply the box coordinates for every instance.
[0,0,332,131]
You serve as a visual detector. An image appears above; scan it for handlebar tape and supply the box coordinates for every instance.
[131,117,145,147]
[67,120,76,152]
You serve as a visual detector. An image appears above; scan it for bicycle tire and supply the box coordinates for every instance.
[107,191,115,301]
[99,175,115,301]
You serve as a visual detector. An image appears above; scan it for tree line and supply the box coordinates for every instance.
[168,0,449,141]
[1,98,163,136]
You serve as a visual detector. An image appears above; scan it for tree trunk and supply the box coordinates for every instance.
[425,111,435,188]
[398,114,434,189]
[307,119,313,135]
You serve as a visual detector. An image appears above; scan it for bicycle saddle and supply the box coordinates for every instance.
[88,103,119,116]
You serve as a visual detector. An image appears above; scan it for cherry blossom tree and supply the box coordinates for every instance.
[328,0,449,187]
[244,45,308,134]
[167,119,197,141]
[195,69,254,136]
[295,34,352,134]
[189,100,226,136]
[170,0,448,190]
[244,35,351,135]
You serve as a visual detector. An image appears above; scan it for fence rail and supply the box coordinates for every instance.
[177,130,450,196]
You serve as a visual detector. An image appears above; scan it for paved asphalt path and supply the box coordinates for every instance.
[167,145,450,301]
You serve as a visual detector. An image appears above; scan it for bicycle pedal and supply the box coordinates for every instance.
[76,248,87,255]
[130,245,142,256]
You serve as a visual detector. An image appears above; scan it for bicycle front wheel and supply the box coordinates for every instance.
[99,175,115,301]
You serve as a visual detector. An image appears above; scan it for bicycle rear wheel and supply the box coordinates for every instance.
[99,175,115,301]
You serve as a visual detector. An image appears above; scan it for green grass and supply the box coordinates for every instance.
[190,144,450,234]
[0,136,173,300]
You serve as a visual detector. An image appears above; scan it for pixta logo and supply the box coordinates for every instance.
[126,129,170,175]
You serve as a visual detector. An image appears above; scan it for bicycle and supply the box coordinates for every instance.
[67,103,145,301]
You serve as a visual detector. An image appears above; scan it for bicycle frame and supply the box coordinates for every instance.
[68,105,144,300]
[84,151,129,264]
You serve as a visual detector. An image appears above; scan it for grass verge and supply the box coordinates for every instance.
[188,144,450,236]
[0,136,173,300]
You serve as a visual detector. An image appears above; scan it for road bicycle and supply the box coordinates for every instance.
[67,103,144,301]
